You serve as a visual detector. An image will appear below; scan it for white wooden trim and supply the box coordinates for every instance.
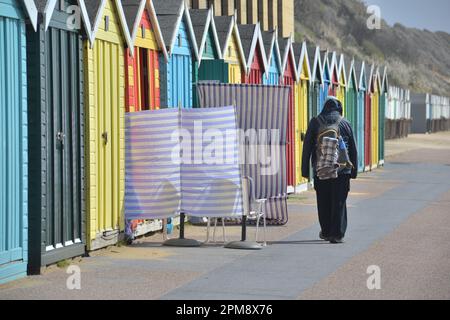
[22,0,39,31]
[147,0,168,62]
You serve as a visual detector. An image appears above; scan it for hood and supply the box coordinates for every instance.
[320,96,343,116]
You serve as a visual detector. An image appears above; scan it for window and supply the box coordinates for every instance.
[105,16,109,31]
[139,48,150,110]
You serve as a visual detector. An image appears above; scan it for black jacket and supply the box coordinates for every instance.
[301,98,358,179]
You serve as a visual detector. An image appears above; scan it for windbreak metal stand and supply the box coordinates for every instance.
[163,213,202,247]
[163,101,201,247]
[225,178,262,250]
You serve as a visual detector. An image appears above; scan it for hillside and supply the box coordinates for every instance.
[294,0,450,96]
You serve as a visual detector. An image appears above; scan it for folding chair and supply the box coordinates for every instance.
[208,176,267,246]
[244,177,267,246]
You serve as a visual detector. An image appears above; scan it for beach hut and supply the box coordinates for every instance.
[122,0,167,112]
[364,64,375,171]
[306,44,323,118]
[238,23,267,84]
[261,29,281,85]
[371,66,381,169]
[26,0,87,273]
[345,57,358,135]
[279,36,296,190]
[327,51,339,97]
[154,0,199,108]
[319,49,331,112]
[292,41,310,190]
[79,0,131,250]
[366,64,379,170]
[337,53,347,112]
[0,0,37,284]
[411,93,430,134]
[354,59,367,172]
[121,0,168,236]
[214,14,246,84]
[379,65,388,166]
[191,6,223,83]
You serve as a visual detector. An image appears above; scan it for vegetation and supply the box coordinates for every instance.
[295,0,450,96]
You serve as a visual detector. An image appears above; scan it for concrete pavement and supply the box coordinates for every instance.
[1,132,450,300]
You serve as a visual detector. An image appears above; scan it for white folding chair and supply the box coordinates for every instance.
[201,178,239,244]
[244,177,267,246]
[208,176,267,245]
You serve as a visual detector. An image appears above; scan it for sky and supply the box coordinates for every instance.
[364,0,450,33]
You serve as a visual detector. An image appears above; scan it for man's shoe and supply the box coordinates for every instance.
[319,231,330,241]
[329,237,344,244]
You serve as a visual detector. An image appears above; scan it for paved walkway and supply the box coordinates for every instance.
[1,132,450,300]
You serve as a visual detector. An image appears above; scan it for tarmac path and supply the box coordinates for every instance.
[1,133,450,300]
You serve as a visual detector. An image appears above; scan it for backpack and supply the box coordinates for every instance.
[315,115,353,179]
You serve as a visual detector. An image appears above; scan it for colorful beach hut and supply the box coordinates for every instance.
[261,29,281,85]
[154,0,199,108]
[238,23,267,84]
[191,6,223,82]
[354,59,367,172]
[327,51,339,97]
[379,66,388,166]
[337,53,347,112]
[0,0,37,284]
[79,0,131,250]
[345,57,358,135]
[214,14,246,84]
[364,64,374,171]
[279,36,297,190]
[369,65,381,169]
[292,41,311,190]
[319,49,331,112]
[122,0,167,112]
[26,0,87,272]
[306,44,323,118]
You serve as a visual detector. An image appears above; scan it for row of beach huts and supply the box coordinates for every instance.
[1,0,449,284]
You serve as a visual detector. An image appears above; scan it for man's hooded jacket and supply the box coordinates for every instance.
[301,97,358,179]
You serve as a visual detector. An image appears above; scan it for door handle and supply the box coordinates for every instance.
[57,131,65,146]
[102,131,108,145]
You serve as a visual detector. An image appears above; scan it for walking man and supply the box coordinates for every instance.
[301,97,358,243]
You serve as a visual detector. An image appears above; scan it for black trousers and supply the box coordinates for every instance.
[314,174,350,239]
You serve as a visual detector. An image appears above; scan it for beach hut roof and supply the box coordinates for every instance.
[78,0,131,48]
[214,15,233,50]
[238,23,267,74]
[279,36,296,77]
[306,44,323,84]
[32,0,59,30]
[153,0,199,60]
[18,0,39,31]
[261,28,282,71]
[320,49,331,80]
[381,66,389,93]
[190,6,222,62]
[214,14,246,69]
[368,63,379,93]
[346,57,358,92]
[337,53,347,86]
[375,65,383,91]
[328,51,339,80]
[354,59,367,90]
[292,41,311,83]
[121,0,168,60]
